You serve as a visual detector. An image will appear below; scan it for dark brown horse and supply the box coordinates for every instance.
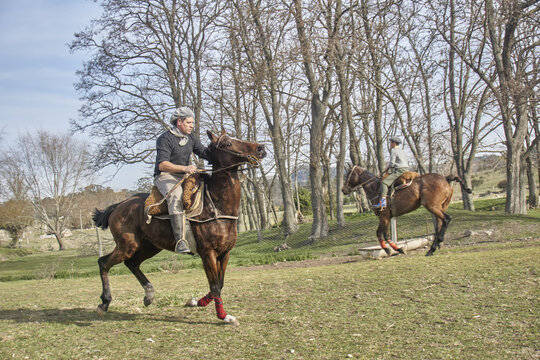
[342,166,472,256]
[93,130,266,325]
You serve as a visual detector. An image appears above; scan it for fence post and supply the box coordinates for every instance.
[390,217,397,244]
[96,227,102,257]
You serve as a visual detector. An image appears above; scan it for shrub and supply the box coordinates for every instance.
[471,178,484,189]
[296,187,312,215]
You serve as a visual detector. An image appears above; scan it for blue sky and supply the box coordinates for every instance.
[0,0,148,190]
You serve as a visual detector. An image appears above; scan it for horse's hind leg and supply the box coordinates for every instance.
[98,248,130,315]
[426,207,451,256]
[124,242,161,307]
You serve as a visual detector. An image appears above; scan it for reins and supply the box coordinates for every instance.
[213,133,261,168]
[344,166,378,192]
[149,134,262,222]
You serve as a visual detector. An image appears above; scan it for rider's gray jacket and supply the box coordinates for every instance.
[388,146,409,172]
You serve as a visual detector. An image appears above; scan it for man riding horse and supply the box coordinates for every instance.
[373,136,409,209]
[154,106,211,253]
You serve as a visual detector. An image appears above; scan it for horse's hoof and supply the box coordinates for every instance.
[97,305,107,317]
[383,248,391,256]
[397,247,407,255]
[143,296,154,307]
[425,251,433,256]
[223,314,239,326]
[185,298,198,307]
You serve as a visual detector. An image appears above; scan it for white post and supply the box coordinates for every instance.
[390,217,397,244]
[96,227,102,257]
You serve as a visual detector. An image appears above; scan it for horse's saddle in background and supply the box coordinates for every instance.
[144,173,204,217]
[382,171,420,190]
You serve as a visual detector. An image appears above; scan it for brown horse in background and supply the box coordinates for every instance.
[93,130,266,325]
[342,166,472,256]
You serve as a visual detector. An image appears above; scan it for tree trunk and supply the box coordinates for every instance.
[485,0,530,215]
[360,0,384,174]
[347,111,361,166]
[55,233,65,251]
[335,55,351,226]
[309,97,329,239]
[249,168,268,230]
[271,130,299,235]
[505,146,527,214]
[336,110,347,226]
[237,0,299,237]
[290,0,333,240]
[461,173,475,211]
[526,154,538,208]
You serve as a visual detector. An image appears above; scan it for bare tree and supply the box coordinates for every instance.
[357,0,386,174]
[289,0,341,240]
[528,100,539,207]
[0,200,32,247]
[333,1,358,226]
[229,0,299,236]
[0,152,33,246]
[12,132,93,250]
[432,0,500,210]
[70,0,223,170]
[440,0,539,214]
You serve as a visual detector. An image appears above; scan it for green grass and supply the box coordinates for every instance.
[0,240,538,359]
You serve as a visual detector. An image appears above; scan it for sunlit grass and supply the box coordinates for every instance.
[0,241,538,359]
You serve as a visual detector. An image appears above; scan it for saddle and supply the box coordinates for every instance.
[377,171,420,213]
[382,171,420,190]
[144,173,204,218]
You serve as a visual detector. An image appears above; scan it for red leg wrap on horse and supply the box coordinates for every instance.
[388,241,400,250]
[197,292,214,307]
[379,240,387,249]
[214,297,227,320]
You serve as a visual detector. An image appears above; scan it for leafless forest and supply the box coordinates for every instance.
[1,0,538,247]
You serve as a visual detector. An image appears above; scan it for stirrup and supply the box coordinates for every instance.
[372,197,387,209]
[175,239,191,254]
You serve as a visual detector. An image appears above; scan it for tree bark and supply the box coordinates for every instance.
[485,0,532,214]
[290,0,336,240]
[234,0,298,236]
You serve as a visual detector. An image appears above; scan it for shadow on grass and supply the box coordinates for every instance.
[0,307,223,326]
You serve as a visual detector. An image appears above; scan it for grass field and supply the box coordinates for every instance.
[0,241,538,359]
[0,197,539,359]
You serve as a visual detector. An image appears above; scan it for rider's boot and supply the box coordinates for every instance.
[170,213,191,254]
[372,197,387,209]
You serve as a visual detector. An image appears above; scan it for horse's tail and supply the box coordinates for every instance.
[446,175,472,194]
[93,203,120,230]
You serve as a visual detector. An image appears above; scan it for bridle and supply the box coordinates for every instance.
[343,165,378,193]
[199,134,261,174]
[215,134,261,166]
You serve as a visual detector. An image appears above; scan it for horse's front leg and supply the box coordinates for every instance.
[186,250,238,325]
[377,216,406,256]
[377,217,392,256]
[213,252,237,325]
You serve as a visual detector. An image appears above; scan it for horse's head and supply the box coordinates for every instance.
[342,165,365,195]
[207,129,266,169]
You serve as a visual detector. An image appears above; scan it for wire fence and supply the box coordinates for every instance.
[229,206,438,261]
[6,205,438,260]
